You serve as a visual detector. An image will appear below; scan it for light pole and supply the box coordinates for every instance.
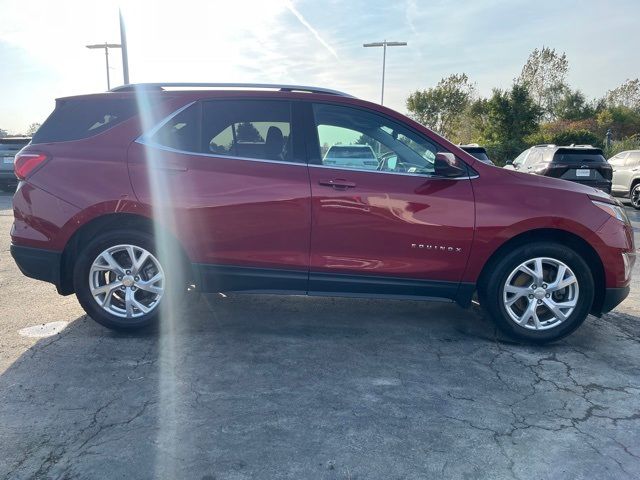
[86,42,122,90]
[119,9,130,84]
[363,40,407,105]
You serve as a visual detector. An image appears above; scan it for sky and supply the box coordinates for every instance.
[1,0,639,134]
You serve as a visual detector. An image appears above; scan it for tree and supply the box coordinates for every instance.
[0,128,7,138]
[553,90,595,121]
[605,79,640,111]
[517,47,569,120]
[26,123,41,136]
[235,122,263,142]
[478,84,541,163]
[406,73,475,139]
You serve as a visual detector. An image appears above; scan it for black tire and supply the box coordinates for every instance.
[73,229,187,330]
[630,183,640,210]
[478,242,594,344]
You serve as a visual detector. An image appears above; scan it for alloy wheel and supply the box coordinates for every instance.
[632,184,640,209]
[502,257,579,330]
[89,244,165,318]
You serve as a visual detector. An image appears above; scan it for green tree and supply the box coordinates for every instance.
[605,78,640,111]
[235,122,263,142]
[517,47,569,120]
[406,73,475,139]
[479,84,541,163]
[553,90,595,121]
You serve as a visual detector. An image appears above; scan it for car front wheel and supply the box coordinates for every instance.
[479,242,594,343]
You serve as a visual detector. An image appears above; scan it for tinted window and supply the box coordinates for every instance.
[0,139,30,155]
[32,98,137,144]
[313,103,443,175]
[462,148,490,162]
[553,149,606,164]
[203,101,292,161]
[150,103,200,153]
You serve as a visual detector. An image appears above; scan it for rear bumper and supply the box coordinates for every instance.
[600,286,630,314]
[0,170,17,184]
[10,244,62,290]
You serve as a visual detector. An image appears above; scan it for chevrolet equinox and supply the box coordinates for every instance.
[10,83,636,343]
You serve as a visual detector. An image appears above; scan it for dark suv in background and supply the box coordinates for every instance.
[459,144,494,165]
[0,137,30,191]
[506,144,613,193]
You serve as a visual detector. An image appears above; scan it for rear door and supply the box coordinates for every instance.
[128,99,311,293]
[305,102,475,299]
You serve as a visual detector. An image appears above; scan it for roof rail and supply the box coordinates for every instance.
[109,82,354,97]
[534,144,556,148]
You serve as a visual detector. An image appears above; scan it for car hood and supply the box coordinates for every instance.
[501,167,615,202]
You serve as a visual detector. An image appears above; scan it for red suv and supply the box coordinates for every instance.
[10,83,635,343]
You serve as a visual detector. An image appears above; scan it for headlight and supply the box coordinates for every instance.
[592,200,630,224]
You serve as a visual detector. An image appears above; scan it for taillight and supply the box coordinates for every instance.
[14,153,49,180]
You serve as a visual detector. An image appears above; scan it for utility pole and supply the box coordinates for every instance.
[363,40,407,105]
[86,43,122,90]
[119,9,130,84]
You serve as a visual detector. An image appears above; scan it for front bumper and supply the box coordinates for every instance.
[10,244,62,290]
[601,286,631,314]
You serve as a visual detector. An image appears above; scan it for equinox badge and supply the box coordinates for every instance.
[411,243,462,253]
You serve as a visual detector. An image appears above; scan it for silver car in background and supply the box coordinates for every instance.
[0,137,30,191]
[610,150,640,209]
[322,144,379,170]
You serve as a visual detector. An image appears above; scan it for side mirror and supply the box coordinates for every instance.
[505,159,513,165]
[434,152,466,178]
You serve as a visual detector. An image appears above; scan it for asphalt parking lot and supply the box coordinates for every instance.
[0,190,639,480]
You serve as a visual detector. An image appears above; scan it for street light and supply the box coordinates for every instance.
[86,42,122,90]
[363,40,407,105]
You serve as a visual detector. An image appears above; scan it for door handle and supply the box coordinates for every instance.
[318,179,356,189]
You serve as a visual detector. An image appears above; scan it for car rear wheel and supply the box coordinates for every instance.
[631,183,640,210]
[479,242,594,343]
[73,229,185,330]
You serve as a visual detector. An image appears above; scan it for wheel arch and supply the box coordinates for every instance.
[58,213,193,295]
[476,228,606,315]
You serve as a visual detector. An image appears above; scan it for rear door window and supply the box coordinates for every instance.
[32,98,138,143]
[202,101,293,162]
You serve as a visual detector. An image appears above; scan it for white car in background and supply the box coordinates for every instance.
[323,144,379,170]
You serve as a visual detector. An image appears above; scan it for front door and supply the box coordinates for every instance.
[128,98,311,293]
[305,102,475,299]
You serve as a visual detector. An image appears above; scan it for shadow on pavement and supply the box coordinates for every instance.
[1,294,639,479]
